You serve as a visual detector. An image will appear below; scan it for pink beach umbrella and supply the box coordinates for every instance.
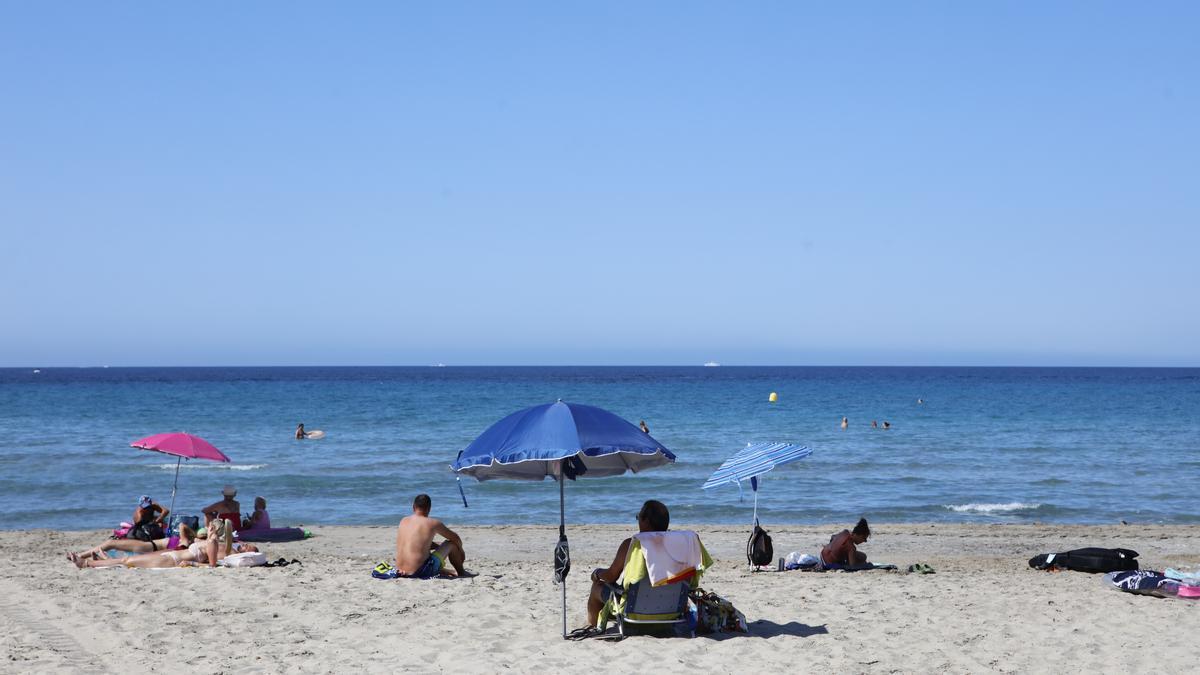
[130,433,231,515]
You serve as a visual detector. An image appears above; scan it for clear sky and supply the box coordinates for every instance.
[2,2,1197,366]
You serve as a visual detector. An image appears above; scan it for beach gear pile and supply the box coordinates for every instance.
[1104,569,1200,600]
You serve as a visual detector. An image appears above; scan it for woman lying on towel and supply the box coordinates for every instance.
[820,517,871,568]
[69,519,256,569]
[70,524,200,561]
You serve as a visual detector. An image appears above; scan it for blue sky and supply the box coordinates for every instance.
[2,2,1197,366]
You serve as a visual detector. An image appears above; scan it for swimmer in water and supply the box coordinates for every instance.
[840,417,848,430]
[917,398,924,405]
[882,421,891,430]
[296,423,306,439]
[639,420,650,434]
[871,420,878,429]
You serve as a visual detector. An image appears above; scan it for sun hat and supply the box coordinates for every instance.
[222,485,237,497]
[138,495,153,508]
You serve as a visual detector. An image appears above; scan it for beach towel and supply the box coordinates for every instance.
[1105,570,1178,597]
[820,562,898,572]
[635,531,704,586]
[237,527,310,543]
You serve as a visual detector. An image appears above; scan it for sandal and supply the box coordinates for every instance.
[565,626,603,641]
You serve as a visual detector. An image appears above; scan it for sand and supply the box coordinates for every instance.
[2,523,1197,673]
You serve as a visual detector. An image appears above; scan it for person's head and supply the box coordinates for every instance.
[636,500,669,532]
[254,497,267,511]
[413,493,432,515]
[137,495,152,509]
[852,517,870,544]
[222,485,237,499]
[297,423,304,429]
[238,543,260,553]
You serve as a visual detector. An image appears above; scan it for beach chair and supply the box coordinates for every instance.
[598,531,712,638]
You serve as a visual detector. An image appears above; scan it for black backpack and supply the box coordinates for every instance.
[747,520,774,567]
[1028,547,1139,573]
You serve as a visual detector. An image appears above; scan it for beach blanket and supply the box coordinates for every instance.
[821,562,898,572]
[238,527,310,543]
[634,531,704,586]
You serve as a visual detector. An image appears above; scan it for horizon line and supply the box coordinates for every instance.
[5,363,1199,369]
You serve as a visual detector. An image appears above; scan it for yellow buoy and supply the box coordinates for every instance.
[768,392,778,403]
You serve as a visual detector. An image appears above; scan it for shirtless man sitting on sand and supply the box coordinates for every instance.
[821,517,871,568]
[395,494,472,578]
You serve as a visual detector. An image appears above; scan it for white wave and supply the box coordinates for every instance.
[944,502,1041,514]
[157,463,267,471]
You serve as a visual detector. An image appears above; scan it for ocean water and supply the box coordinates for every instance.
[1,366,1198,531]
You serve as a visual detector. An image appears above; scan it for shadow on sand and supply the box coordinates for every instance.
[745,620,829,639]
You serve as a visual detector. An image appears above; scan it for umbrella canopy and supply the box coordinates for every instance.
[131,433,231,463]
[131,432,230,516]
[702,441,811,490]
[703,442,812,569]
[452,400,676,639]
[453,400,674,480]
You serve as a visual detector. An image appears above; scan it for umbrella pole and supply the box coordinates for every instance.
[559,469,567,640]
[169,456,181,517]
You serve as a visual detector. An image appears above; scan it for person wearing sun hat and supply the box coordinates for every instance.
[201,485,242,533]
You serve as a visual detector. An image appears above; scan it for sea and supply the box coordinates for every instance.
[1,366,1198,531]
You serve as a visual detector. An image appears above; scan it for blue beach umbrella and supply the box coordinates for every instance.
[702,441,813,529]
[452,400,676,639]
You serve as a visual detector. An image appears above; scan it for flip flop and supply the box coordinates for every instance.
[565,626,603,641]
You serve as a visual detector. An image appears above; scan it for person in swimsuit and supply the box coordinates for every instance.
[394,494,470,578]
[71,524,198,560]
[242,497,270,531]
[820,518,871,568]
[70,520,256,569]
[841,417,849,430]
[296,423,306,439]
[582,499,671,630]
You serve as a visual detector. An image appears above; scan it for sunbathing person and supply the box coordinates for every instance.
[242,497,270,531]
[584,499,672,629]
[394,493,470,578]
[821,517,871,568]
[70,520,254,569]
[72,524,199,560]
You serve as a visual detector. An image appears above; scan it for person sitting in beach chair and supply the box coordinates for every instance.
[71,524,199,561]
[393,494,471,578]
[572,500,712,638]
[202,485,242,533]
[70,519,255,569]
[821,517,871,568]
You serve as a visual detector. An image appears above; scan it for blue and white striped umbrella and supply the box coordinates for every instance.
[702,441,812,491]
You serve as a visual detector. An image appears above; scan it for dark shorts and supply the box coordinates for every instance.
[406,552,445,579]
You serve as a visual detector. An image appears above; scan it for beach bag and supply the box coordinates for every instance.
[1029,547,1139,573]
[747,520,773,567]
[689,589,748,634]
[219,551,268,568]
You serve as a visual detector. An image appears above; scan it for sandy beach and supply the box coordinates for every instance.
[2,523,1196,673]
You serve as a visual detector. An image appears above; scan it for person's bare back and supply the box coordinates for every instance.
[393,493,470,578]
[395,513,443,574]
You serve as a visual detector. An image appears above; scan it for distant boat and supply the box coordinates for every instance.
[33,369,41,374]
[703,361,720,367]
[433,363,446,367]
